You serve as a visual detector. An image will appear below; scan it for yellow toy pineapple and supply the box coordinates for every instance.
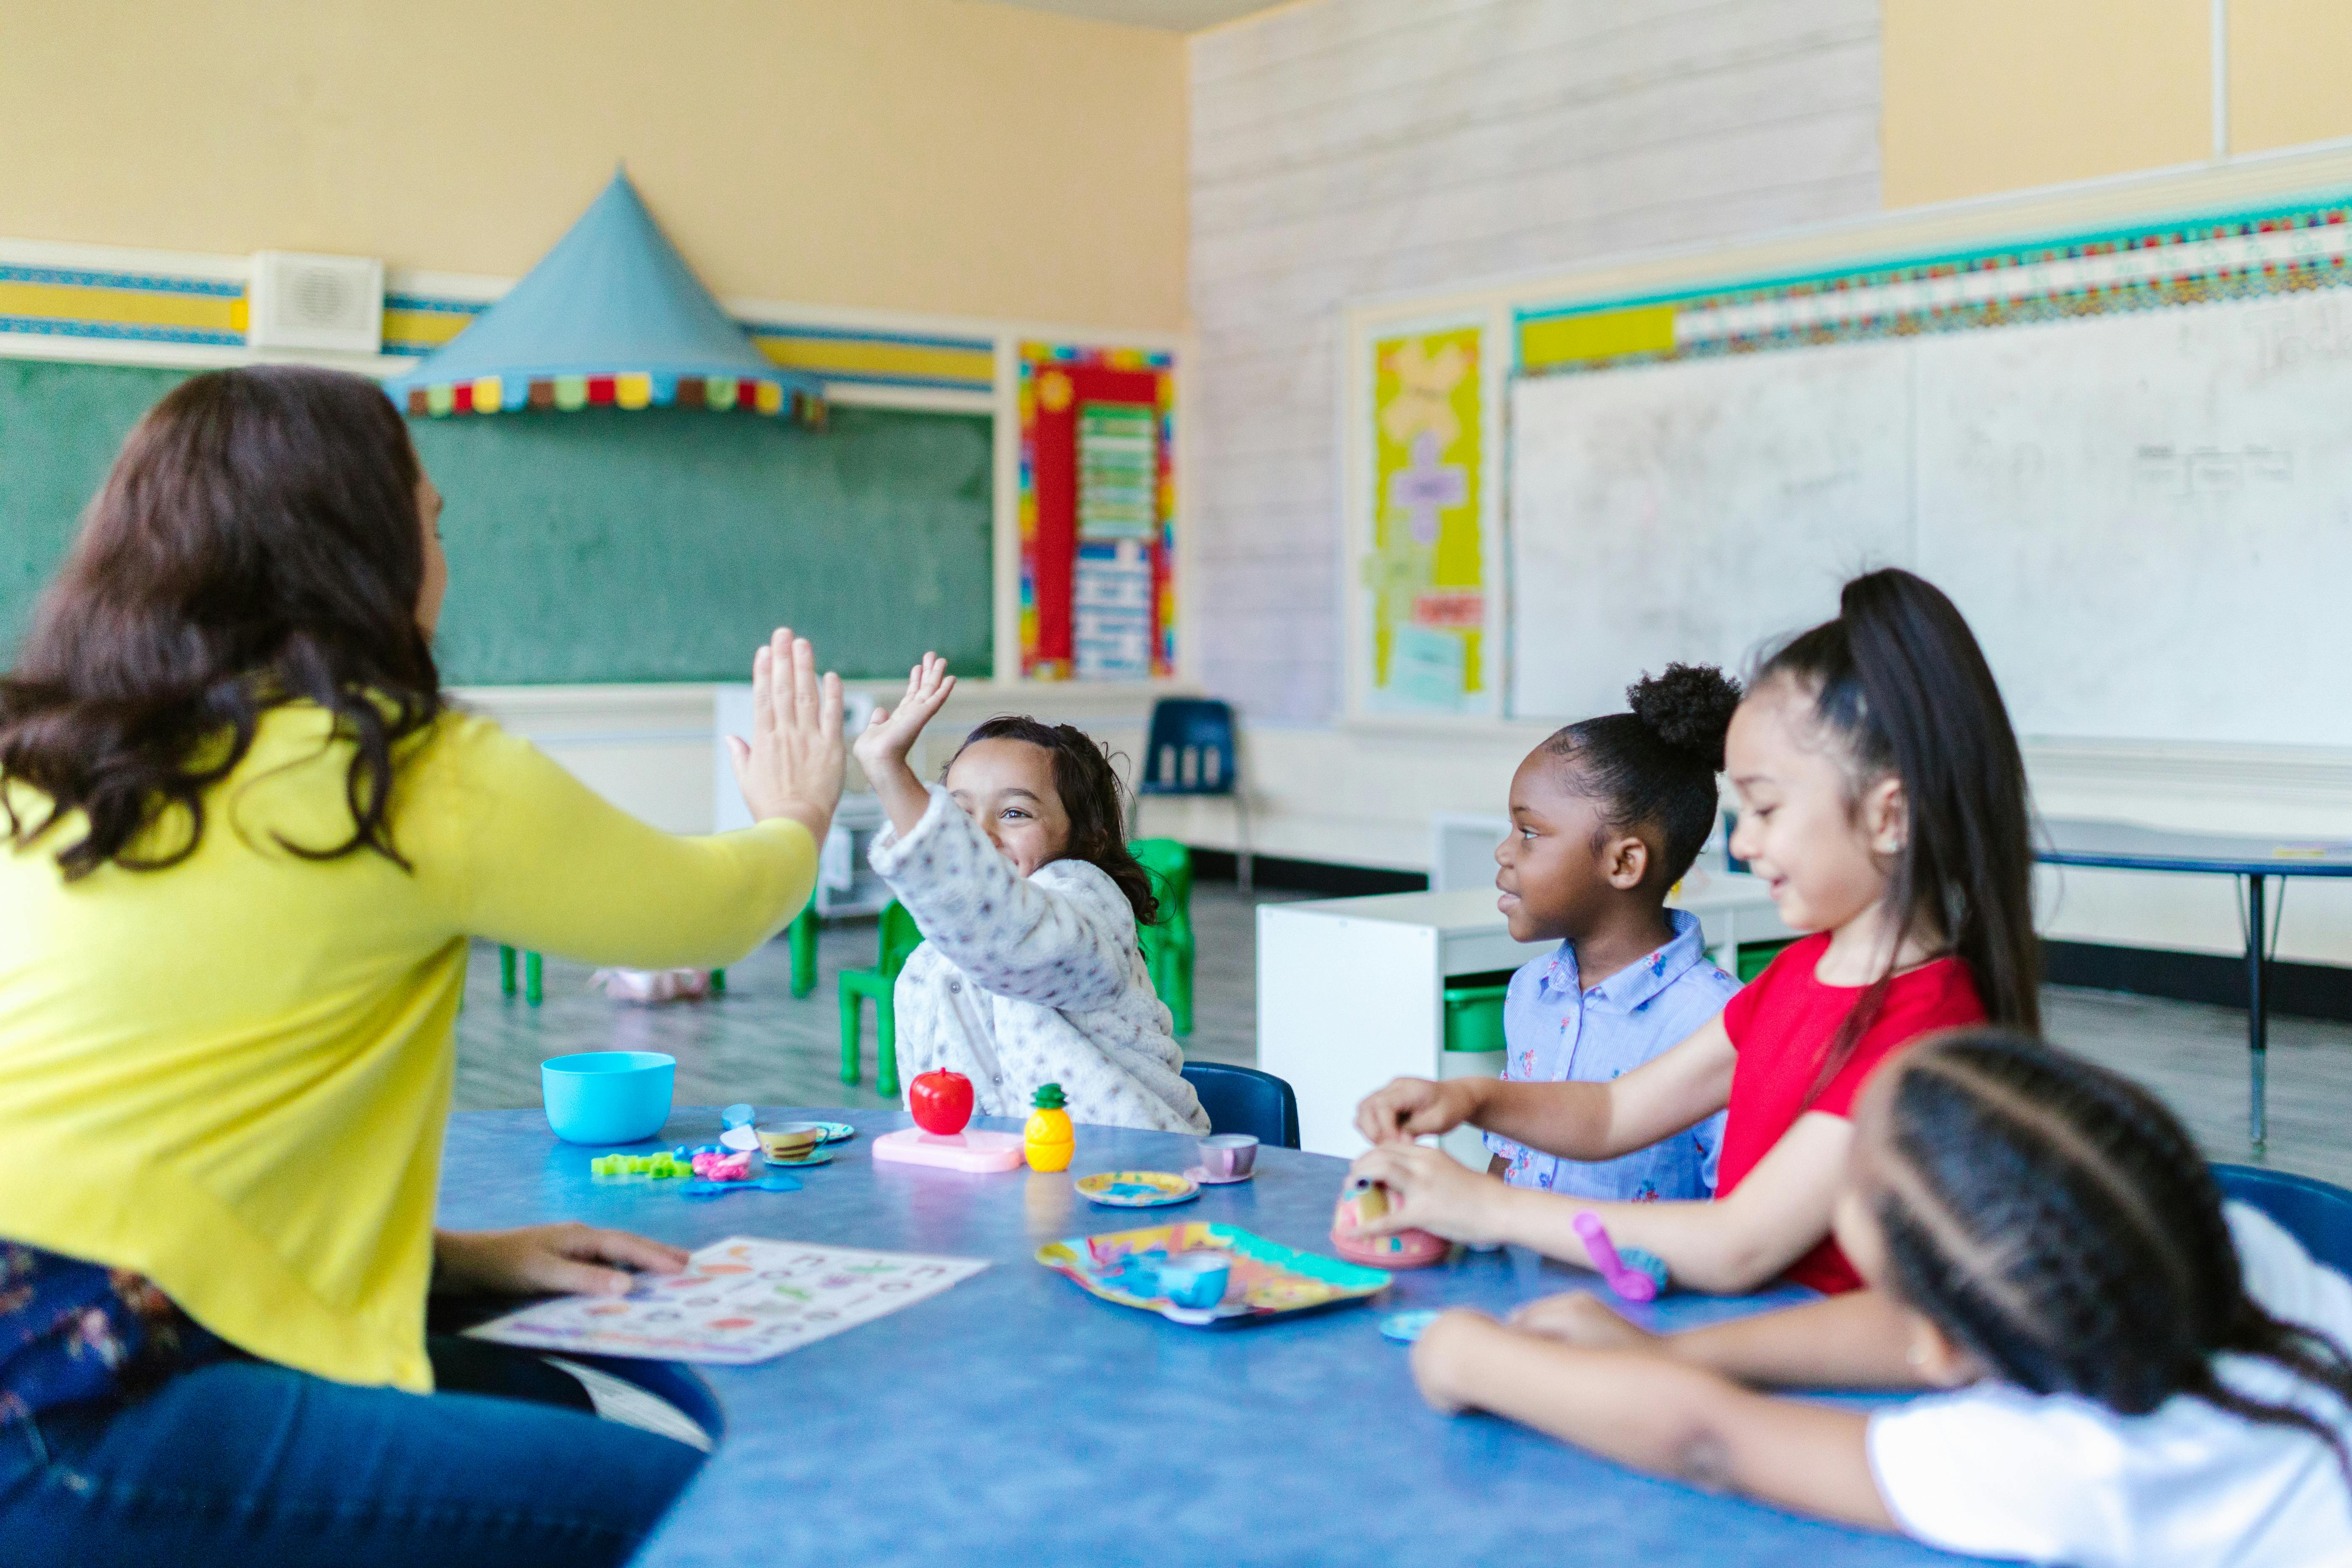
[1023,1083,1073,1172]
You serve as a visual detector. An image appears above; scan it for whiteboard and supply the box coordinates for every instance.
[1508,289,2352,746]
[1509,343,1915,721]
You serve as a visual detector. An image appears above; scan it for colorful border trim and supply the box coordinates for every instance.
[1016,341,1177,681]
[0,263,245,347]
[1517,192,2352,375]
[3,268,999,396]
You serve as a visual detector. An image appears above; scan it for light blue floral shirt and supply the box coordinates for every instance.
[1484,908,1738,1202]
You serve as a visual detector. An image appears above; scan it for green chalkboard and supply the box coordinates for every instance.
[0,358,994,683]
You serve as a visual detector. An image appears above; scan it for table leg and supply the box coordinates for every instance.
[2244,873,2269,1152]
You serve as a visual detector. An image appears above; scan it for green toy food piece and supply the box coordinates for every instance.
[1032,1082,1067,1110]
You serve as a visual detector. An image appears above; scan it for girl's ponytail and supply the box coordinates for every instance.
[1756,568,2039,1089]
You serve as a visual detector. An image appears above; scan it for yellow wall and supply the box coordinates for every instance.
[1882,0,2352,209]
[0,0,1189,328]
[2230,0,2352,155]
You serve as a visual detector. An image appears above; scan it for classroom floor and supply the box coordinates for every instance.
[453,883,2352,1187]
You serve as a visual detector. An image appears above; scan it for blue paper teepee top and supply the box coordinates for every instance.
[383,169,822,421]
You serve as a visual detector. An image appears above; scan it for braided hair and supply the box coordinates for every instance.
[947,716,1160,926]
[1871,1029,2352,1483]
[1753,568,2039,1095]
[1543,663,1742,887]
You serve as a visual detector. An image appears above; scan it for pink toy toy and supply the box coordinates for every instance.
[872,1125,1024,1173]
[1329,1177,1449,1269]
[1573,1211,1659,1303]
[691,1150,754,1182]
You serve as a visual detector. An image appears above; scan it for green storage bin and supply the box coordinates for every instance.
[1442,983,1511,1053]
[1735,939,1797,984]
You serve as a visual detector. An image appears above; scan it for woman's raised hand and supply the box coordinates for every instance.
[853,652,957,779]
[726,627,846,844]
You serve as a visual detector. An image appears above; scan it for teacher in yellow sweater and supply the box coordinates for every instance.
[0,366,841,1567]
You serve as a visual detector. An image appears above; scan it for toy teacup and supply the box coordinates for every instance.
[758,1122,825,1161]
[1329,1177,1450,1269]
[1154,1251,1232,1310]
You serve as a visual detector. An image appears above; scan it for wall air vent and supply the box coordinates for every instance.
[247,251,383,354]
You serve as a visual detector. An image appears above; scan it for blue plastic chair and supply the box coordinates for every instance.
[2213,1163,2352,1276]
[1181,1062,1299,1150]
[1133,698,1252,894]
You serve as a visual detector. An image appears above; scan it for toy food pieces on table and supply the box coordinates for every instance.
[1330,1176,1450,1268]
[873,1069,1025,1173]
[1023,1083,1074,1172]
[1572,1211,1668,1302]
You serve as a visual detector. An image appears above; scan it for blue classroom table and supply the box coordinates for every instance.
[2039,818,2352,1150]
[439,1108,1981,1568]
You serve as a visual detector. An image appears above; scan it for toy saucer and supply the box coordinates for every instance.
[764,1149,835,1168]
[1379,1308,1442,1344]
[811,1121,857,1144]
[1076,1171,1199,1208]
[1183,1165,1254,1186]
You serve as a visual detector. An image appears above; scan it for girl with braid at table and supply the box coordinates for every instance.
[1413,1031,2352,1567]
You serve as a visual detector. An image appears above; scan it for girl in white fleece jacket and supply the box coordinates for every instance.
[856,655,1207,1135]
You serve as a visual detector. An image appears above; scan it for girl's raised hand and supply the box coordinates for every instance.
[726,627,847,845]
[853,652,957,777]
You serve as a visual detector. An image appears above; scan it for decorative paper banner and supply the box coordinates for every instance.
[1365,324,1484,713]
[1518,195,2352,376]
[1018,342,1176,680]
[398,372,815,422]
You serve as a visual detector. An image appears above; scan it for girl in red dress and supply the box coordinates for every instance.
[1352,567,2037,1296]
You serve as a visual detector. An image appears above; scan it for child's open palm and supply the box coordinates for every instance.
[855,652,958,776]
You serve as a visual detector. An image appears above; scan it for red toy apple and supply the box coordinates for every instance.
[909,1069,975,1136]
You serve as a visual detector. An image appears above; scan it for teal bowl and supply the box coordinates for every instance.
[542,1051,675,1145]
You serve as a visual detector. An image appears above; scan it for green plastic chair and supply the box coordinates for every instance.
[497,947,725,1005]
[787,903,820,999]
[839,901,923,1094]
[1131,838,1194,1036]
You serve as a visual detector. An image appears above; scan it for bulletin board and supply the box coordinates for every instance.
[1359,322,1493,716]
[1018,342,1176,681]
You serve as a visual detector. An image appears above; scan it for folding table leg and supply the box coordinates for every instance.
[2244,873,2269,1152]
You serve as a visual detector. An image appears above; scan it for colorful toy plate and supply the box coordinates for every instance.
[811,1121,857,1144]
[1075,1171,1199,1208]
[1037,1221,1392,1329]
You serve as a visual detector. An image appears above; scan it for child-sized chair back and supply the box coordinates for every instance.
[2213,1163,2352,1276]
[1180,1062,1300,1150]
[1132,698,1253,893]
[1138,699,1239,796]
[878,899,924,977]
[1130,838,1196,1037]
[1131,837,1194,914]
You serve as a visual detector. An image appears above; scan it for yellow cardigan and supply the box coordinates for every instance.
[0,703,815,1392]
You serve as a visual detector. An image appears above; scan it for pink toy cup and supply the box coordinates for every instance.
[1197,1133,1259,1180]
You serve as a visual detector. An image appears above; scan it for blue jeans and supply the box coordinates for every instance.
[0,1338,705,1567]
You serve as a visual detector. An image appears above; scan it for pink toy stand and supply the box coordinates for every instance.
[872,1126,1025,1173]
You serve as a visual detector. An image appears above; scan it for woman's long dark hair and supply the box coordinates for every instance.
[1876,1030,2352,1484]
[1753,568,2039,1092]
[948,716,1159,926]
[0,365,442,879]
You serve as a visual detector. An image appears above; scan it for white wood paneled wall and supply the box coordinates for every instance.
[1187,0,1883,723]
